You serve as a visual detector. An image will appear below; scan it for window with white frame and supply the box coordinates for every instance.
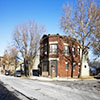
[65,62,69,71]
[72,46,75,56]
[50,44,57,54]
[64,45,70,55]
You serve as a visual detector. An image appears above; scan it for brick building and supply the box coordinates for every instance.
[40,34,89,77]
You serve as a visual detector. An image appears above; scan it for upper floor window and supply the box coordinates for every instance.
[72,46,75,56]
[50,44,57,54]
[64,45,70,55]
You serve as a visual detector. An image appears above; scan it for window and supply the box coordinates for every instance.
[84,65,87,68]
[72,46,75,56]
[65,62,69,71]
[64,45,70,55]
[50,44,57,54]
[73,63,76,71]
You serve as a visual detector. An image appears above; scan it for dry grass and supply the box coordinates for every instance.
[79,76,95,80]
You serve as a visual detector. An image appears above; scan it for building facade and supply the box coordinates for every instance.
[40,34,89,77]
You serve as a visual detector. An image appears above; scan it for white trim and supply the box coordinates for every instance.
[64,43,69,46]
[49,58,59,61]
[49,41,58,44]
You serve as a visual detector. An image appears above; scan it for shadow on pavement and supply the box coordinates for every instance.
[0,81,20,100]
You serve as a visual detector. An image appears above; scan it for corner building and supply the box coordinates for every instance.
[40,34,82,77]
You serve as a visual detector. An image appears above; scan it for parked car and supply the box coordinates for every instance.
[14,70,21,77]
[5,70,10,75]
[32,69,39,76]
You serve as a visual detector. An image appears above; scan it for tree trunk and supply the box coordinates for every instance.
[71,56,74,78]
[80,49,84,78]
[24,58,28,77]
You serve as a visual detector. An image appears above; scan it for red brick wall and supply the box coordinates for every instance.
[48,35,80,77]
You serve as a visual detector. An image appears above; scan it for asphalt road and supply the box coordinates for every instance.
[0,75,100,100]
[0,81,20,100]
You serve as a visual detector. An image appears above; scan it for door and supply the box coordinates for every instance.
[51,60,57,77]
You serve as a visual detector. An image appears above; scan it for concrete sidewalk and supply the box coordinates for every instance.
[28,76,96,81]
[29,76,81,81]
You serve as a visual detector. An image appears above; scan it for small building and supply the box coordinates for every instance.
[40,34,89,78]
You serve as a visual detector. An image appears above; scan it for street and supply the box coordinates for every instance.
[0,81,20,100]
[0,75,100,100]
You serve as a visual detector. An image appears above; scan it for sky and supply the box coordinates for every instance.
[0,0,72,56]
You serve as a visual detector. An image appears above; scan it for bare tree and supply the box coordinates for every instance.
[7,46,19,70]
[93,23,100,58]
[2,47,18,72]
[60,0,100,77]
[2,50,10,71]
[13,20,46,76]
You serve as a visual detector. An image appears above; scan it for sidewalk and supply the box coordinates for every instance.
[29,76,81,81]
[26,76,96,81]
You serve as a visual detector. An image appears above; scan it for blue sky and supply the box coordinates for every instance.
[0,0,72,56]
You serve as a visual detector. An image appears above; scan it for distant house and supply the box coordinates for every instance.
[0,56,3,73]
[40,34,89,77]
